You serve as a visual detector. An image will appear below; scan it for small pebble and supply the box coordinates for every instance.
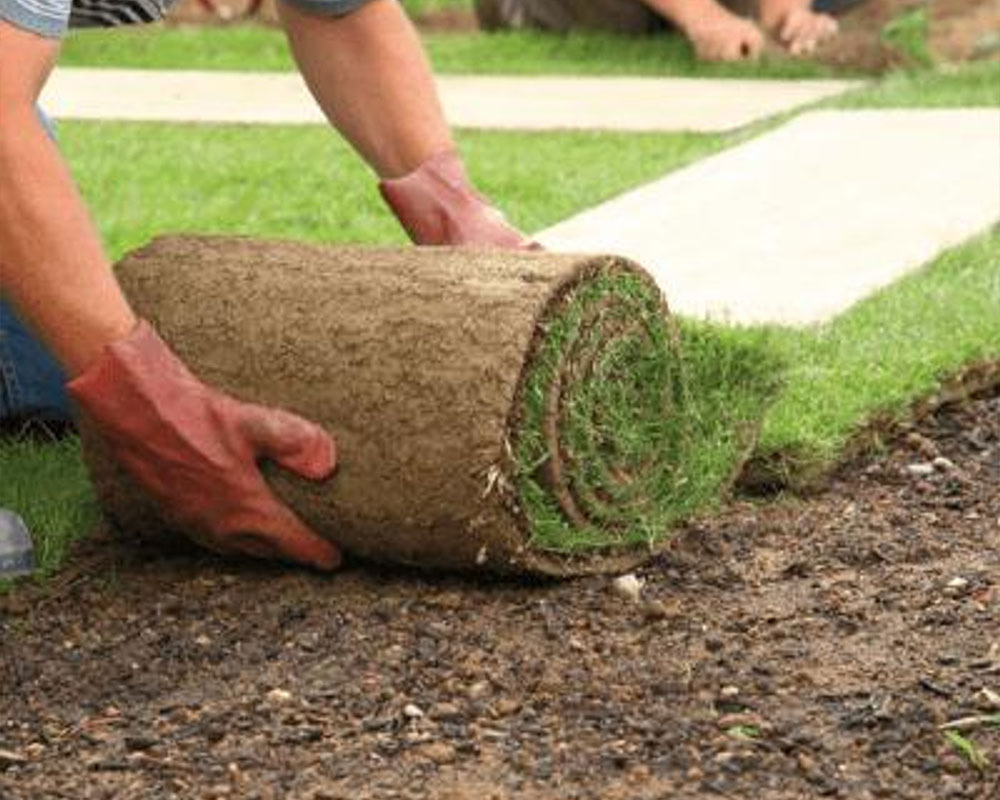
[976,687,1000,711]
[946,576,969,591]
[403,703,424,720]
[641,600,670,621]
[265,688,293,705]
[720,685,740,699]
[430,702,462,721]
[124,735,158,752]
[797,752,820,776]
[717,712,764,730]
[612,573,644,603]
[493,697,521,717]
[420,741,457,765]
[467,681,490,701]
[905,463,935,478]
[932,456,957,472]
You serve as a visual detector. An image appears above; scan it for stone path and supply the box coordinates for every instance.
[42,67,858,133]
[538,109,1000,325]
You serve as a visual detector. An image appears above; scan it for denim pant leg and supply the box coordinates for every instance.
[0,300,71,422]
[0,108,72,424]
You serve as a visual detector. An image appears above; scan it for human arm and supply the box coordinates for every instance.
[0,21,340,569]
[640,0,764,61]
[0,23,136,374]
[760,0,838,55]
[277,0,533,247]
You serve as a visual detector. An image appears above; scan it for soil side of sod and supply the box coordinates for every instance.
[1,386,997,798]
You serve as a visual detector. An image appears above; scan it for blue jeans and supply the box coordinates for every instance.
[0,108,71,425]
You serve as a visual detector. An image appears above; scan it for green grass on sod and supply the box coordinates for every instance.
[515,269,782,554]
[59,23,839,78]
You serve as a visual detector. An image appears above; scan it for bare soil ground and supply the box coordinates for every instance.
[1,384,997,799]
[814,0,1000,71]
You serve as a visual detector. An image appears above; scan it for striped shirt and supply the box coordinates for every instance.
[70,0,176,28]
[0,0,177,36]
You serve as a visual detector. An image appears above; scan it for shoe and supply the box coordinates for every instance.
[0,509,35,579]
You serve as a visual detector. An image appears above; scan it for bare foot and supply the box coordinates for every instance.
[761,0,839,56]
[681,5,765,62]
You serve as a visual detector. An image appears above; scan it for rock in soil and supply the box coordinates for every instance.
[1,388,998,799]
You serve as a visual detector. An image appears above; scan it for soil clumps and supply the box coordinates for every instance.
[2,381,996,799]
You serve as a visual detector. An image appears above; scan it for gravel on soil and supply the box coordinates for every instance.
[1,388,997,799]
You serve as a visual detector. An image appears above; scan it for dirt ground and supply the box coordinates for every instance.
[168,0,999,71]
[2,382,997,798]
[813,0,1000,71]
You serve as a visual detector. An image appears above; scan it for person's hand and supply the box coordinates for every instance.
[762,1,839,56]
[68,321,340,570]
[379,150,539,249]
[682,8,765,62]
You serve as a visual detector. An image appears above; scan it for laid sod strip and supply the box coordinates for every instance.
[0,438,96,582]
[832,60,1000,108]
[77,235,776,576]
[746,229,1000,490]
[60,24,839,78]
[57,122,728,258]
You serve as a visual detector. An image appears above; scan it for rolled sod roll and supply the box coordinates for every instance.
[80,235,777,576]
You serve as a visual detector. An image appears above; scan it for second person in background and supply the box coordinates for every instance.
[475,0,866,62]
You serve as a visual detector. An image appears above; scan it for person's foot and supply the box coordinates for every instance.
[761,0,839,56]
[678,4,765,62]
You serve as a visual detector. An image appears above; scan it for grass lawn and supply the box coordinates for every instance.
[60,22,842,78]
[3,62,998,577]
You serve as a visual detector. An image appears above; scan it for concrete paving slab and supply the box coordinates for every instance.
[538,109,1000,325]
[436,75,859,132]
[42,67,859,132]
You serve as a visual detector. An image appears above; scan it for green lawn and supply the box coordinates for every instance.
[60,22,841,78]
[3,63,998,578]
[754,230,1000,488]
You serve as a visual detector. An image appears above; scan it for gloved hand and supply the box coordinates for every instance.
[68,320,340,570]
[379,150,539,249]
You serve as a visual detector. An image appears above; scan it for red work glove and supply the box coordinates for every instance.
[68,320,340,570]
[379,150,539,249]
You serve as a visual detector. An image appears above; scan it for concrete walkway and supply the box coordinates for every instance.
[42,67,859,133]
[40,68,997,326]
[539,109,1000,325]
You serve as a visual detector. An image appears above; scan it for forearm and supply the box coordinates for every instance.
[278,0,452,178]
[640,0,736,31]
[0,108,136,375]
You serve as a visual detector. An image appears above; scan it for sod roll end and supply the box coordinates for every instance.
[79,235,777,576]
